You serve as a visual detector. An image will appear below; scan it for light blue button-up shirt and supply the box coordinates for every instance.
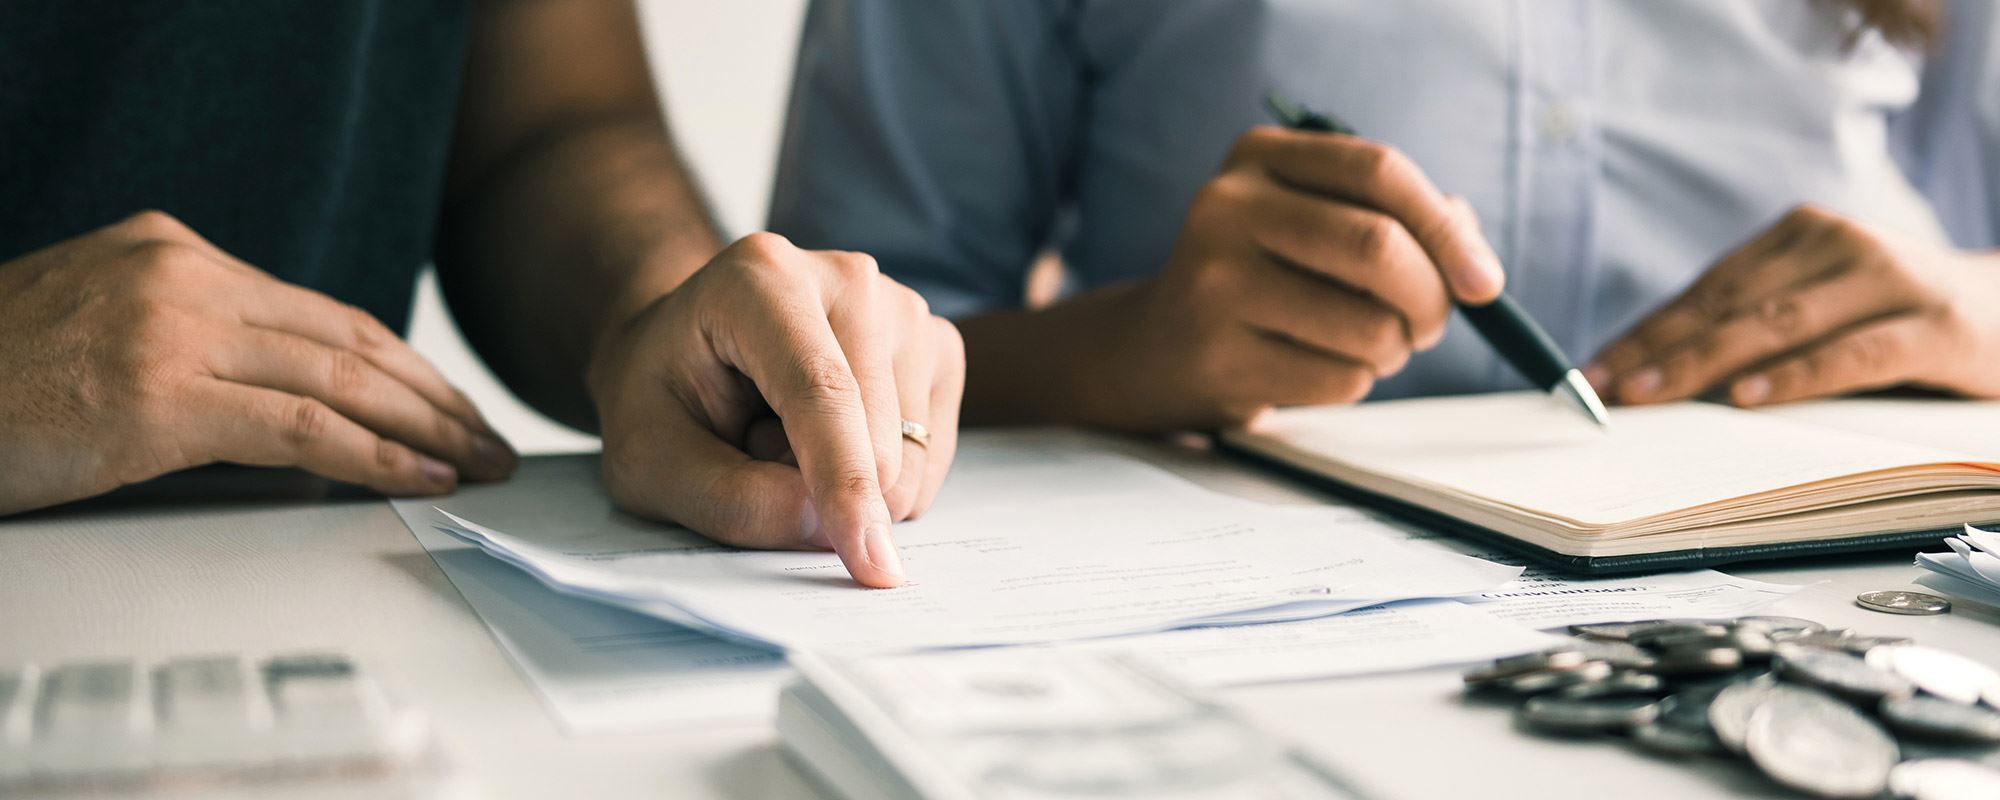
[770,0,2000,400]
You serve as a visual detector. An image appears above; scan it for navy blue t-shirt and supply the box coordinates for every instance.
[2,1,470,332]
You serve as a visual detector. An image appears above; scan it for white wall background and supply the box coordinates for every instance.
[406,0,810,454]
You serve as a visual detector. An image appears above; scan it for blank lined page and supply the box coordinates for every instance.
[1247,393,1985,525]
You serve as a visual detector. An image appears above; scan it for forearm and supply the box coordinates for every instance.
[435,114,720,431]
[957,281,1152,429]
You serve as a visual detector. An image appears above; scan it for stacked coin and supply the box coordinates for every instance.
[1463,616,2000,799]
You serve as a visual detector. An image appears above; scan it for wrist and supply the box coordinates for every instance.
[958,280,1156,429]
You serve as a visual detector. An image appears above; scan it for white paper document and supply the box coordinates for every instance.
[1915,524,2000,606]
[398,508,789,732]
[434,493,1521,652]
[1377,522,1803,629]
[1080,599,1560,688]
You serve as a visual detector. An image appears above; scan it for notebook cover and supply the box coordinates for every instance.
[1216,435,1959,575]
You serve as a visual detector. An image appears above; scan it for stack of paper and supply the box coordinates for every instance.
[1915,524,2000,606]
[778,648,1363,800]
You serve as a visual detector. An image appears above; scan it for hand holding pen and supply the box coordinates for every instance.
[1263,93,1608,425]
[1065,91,1511,431]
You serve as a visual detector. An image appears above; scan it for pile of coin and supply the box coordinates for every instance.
[1463,616,2000,799]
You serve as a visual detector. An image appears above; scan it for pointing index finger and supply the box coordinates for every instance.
[726,292,904,589]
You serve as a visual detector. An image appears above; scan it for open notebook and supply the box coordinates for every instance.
[1221,392,2000,573]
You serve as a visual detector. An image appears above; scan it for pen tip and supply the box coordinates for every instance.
[1557,369,1613,430]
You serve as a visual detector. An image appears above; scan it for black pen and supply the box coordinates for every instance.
[1263,92,1610,428]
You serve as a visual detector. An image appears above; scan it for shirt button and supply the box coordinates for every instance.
[1540,100,1578,143]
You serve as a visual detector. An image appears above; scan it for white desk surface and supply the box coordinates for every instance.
[4,430,1997,800]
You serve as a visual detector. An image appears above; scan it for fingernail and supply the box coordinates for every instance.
[1734,374,1771,405]
[418,455,457,487]
[1620,367,1662,400]
[1580,364,1610,391]
[864,524,904,584]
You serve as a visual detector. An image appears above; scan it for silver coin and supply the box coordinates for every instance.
[1735,616,1827,639]
[1655,683,1729,731]
[1881,695,2000,743]
[1708,675,1783,753]
[1857,590,1953,616]
[1833,634,1917,655]
[1502,661,1615,695]
[1519,693,1660,734]
[1745,686,1899,799]
[1557,670,1666,700]
[1777,630,1914,656]
[1887,758,2000,800]
[1867,645,2000,706]
[1650,646,1745,676]
[1630,623,1732,648]
[1900,741,2000,770]
[1777,646,1916,701]
[1463,649,1589,687]
[1629,720,1726,757]
[1569,638,1657,671]
[1729,627,1777,659]
[1570,620,1671,641]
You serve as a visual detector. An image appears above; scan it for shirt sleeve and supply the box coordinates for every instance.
[767,0,1086,319]
[1893,0,2000,249]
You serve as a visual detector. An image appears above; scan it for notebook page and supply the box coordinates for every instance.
[1761,398,2000,458]
[1245,393,1989,526]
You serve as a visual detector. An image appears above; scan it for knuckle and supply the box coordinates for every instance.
[892,280,931,319]
[1349,214,1399,262]
[833,250,881,280]
[1753,297,1804,338]
[282,397,331,449]
[1796,350,1829,383]
[430,407,465,449]
[125,240,207,287]
[1934,306,1979,352]
[324,350,372,396]
[1193,174,1253,219]
[734,231,795,263]
[1355,143,1409,184]
[788,353,862,412]
[1225,127,1280,164]
[119,209,191,239]
[1688,283,1736,321]
[374,438,403,471]
[829,467,880,503]
[1843,331,1895,373]
[342,304,391,350]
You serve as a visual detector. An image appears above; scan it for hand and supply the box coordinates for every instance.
[1586,204,2000,407]
[0,211,517,515]
[1106,125,1505,429]
[587,233,965,589]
